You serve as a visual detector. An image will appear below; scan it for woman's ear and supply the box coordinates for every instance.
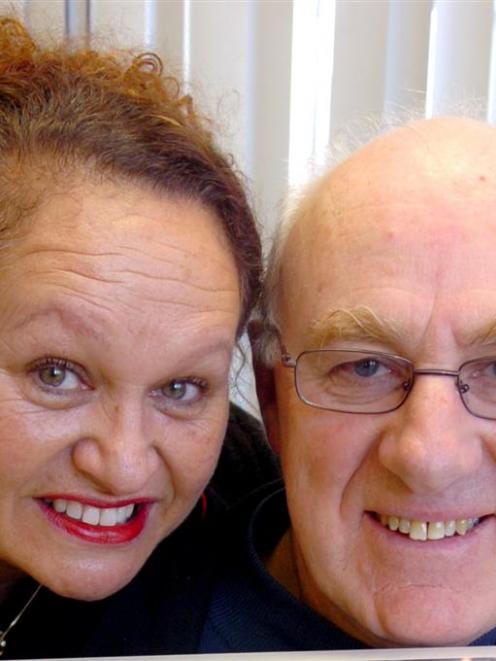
[248,321,281,454]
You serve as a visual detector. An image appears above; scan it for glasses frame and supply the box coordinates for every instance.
[280,346,496,420]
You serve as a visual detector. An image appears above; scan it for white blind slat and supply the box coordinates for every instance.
[384,0,432,115]
[89,0,152,48]
[187,0,255,176]
[427,0,493,117]
[330,0,390,139]
[252,0,292,236]
[66,0,89,40]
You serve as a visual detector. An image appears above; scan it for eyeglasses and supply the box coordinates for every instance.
[280,348,496,419]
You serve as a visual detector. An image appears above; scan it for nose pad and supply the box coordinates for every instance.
[72,403,161,495]
[377,375,483,494]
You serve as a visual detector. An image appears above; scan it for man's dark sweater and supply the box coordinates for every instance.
[200,486,496,652]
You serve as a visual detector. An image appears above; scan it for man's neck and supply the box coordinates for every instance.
[263,528,301,600]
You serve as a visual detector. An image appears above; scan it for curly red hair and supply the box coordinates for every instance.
[0,17,261,333]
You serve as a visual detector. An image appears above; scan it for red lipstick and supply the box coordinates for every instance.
[37,498,153,544]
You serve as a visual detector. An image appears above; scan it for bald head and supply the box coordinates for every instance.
[260,117,496,363]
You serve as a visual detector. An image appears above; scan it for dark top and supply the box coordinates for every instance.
[2,403,280,659]
[200,485,496,652]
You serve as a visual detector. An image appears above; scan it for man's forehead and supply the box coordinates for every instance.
[277,117,496,342]
[313,117,496,211]
[284,117,496,259]
[339,116,496,175]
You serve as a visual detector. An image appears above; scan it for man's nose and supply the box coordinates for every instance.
[377,374,484,494]
[71,399,162,495]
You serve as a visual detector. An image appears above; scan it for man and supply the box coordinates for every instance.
[199,116,496,650]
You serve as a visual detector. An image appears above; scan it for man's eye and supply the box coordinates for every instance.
[33,361,82,391]
[484,361,496,378]
[353,358,384,378]
[158,378,206,404]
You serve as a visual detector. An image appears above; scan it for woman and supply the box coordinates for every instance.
[0,17,278,658]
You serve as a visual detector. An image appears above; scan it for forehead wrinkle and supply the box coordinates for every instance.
[53,263,232,296]
[127,239,239,285]
[19,236,211,269]
[19,243,191,272]
[306,306,403,350]
[17,246,235,296]
[23,254,238,311]
[46,280,239,332]
[124,239,204,259]
[48,265,123,286]
[117,267,237,295]
[18,246,125,258]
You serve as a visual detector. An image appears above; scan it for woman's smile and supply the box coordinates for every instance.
[37,497,156,544]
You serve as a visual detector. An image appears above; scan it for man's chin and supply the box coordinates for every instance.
[370,588,493,648]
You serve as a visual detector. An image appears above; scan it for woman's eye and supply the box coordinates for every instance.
[161,379,203,403]
[33,361,83,391]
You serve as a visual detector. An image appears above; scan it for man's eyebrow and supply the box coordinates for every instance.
[306,306,403,349]
[464,319,496,348]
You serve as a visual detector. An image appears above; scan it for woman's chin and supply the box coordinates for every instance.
[29,556,148,601]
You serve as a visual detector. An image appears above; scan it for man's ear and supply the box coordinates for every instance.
[248,320,281,454]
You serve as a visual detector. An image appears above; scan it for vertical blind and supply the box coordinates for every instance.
[0,0,494,411]
[2,0,494,233]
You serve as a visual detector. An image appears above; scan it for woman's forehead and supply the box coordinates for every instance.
[13,180,234,273]
[0,181,240,334]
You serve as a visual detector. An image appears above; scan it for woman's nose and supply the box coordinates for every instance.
[377,374,484,494]
[71,399,162,495]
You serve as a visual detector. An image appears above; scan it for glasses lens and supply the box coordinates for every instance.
[459,358,496,419]
[295,350,412,413]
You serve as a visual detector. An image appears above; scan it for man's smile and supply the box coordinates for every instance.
[375,512,484,540]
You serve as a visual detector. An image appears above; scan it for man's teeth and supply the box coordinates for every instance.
[49,499,135,526]
[379,514,480,541]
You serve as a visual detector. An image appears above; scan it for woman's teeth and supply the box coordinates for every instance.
[378,514,480,541]
[46,499,135,527]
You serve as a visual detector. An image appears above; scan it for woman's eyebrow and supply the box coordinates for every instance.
[12,305,235,358]
[306,306,403,350]
[11,305,104,340]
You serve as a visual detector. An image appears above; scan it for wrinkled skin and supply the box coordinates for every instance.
[0,178,240,601]
[261,118,496,646]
